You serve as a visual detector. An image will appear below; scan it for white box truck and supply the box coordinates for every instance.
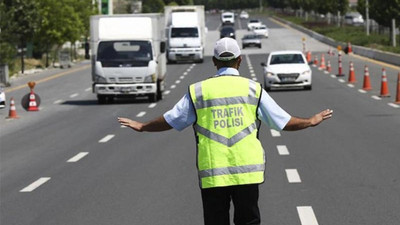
[164,5,206,63]
[90,14,166,103]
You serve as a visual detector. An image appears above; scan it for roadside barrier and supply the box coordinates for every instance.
[337,52,344,77]
[326,60,331,73]
[395,72,400,104]
[362,65,372,91]
[306,51,312,64]
[6,97,19,119]
[379,68,390,97]
[28,91,39,111]
[346,42,353,54]
[348,62,356,83]
[313,56,318,65]
[319,54,326,70]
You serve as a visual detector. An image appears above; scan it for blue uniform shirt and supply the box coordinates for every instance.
[163,67,291,131]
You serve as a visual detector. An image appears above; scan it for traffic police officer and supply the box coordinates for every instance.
[118,38,333,225]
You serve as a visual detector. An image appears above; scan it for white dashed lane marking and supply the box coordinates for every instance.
[286,169,302,183]
[171,85,176,89]
[67,152,89,162]
[388,103,400,108]
[136,111,146,117]
[85,87,91,92]
[20,177,51,192]
[270,129,281,137]
[277,145,289,155]
[148,103,157,108]
[99,135,115,143]
[69,93,79,98]
[297,206,319,225]
[53,99,64,104]
[164,90,171,95]
[371,95,381,100]
[175,80,181,84]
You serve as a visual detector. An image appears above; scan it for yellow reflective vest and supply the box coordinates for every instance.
[189,75,265,189]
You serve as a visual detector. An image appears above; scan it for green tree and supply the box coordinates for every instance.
[142,0,165,13]
[1,0,40,73]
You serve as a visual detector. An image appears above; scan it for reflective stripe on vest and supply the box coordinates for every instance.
[189,76,265,189]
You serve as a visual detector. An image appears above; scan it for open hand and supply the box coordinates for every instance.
[310,109,333,126]
[118,117,143,132]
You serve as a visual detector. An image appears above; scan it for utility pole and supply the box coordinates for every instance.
[366,0,370,36]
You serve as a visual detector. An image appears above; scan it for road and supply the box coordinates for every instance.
[1,13,400,225]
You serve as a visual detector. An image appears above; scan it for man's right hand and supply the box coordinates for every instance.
[118,117,144,132]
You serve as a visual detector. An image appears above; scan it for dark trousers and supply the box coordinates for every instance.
[200,184,261,225]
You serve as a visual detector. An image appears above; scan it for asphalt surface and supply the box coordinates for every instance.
[1,13,400,225]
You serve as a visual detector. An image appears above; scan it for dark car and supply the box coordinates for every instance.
[220,26,235,39]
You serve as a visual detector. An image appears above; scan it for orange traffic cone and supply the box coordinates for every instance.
[362,65,372,91]
[348,61,356,83]
[347,42,353,54]
[379,68,390,97]
[28,91,39,111]
[313,56,318,65]
[395,72,400,104]
[6,97,19,119]
[306,51,312,64]
[319,54,326,70]
[326,60,331,73]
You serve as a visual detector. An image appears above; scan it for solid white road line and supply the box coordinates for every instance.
[20,177,51,192]
[388,103,400,108]
[371,95,381,100]
[136,111,146,117]
[70,93,79,98]
[53,99,64,104]
[297,206,319,225]
[99,135,115,143]
[148,103,157,108]
[67,152,89,162]
[286,169,301,183]
[277,145,290,155]
[270,129,281,137]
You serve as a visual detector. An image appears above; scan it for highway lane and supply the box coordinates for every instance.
[1,13,400,225]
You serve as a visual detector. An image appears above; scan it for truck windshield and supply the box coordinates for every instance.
[171,28,199,38]
[97,41,153,67]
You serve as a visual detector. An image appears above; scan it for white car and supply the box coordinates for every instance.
[253,25,268,38]
[221,12,234,24]
[0,86,5,109]
[247,19,262,31]
[261,51,312,91]
[239,11,249,19]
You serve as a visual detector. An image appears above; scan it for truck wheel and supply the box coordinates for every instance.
[149,94,157,103]
[97,95,107,104]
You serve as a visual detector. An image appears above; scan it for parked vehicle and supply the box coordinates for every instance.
[261,51,312,91]
[344,12,364,26]
[253,24,268,38]
[220,25,236,39]
[247,19,262,31]
[221,12,235,24]
[165,5,206,63]
[242,34,261,49]
[90,14,166,103]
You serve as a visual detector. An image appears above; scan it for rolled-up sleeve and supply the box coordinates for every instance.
[257,90,291,130]
[163,94,196,131]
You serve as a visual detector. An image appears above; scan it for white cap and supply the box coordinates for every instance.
[214,37,241,61]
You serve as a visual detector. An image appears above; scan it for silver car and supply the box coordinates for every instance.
[242,34,261,49]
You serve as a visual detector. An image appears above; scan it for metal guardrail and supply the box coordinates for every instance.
[272,16,400,67]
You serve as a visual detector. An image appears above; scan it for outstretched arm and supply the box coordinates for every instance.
[283,109,333,131]
[118,116,172,132]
